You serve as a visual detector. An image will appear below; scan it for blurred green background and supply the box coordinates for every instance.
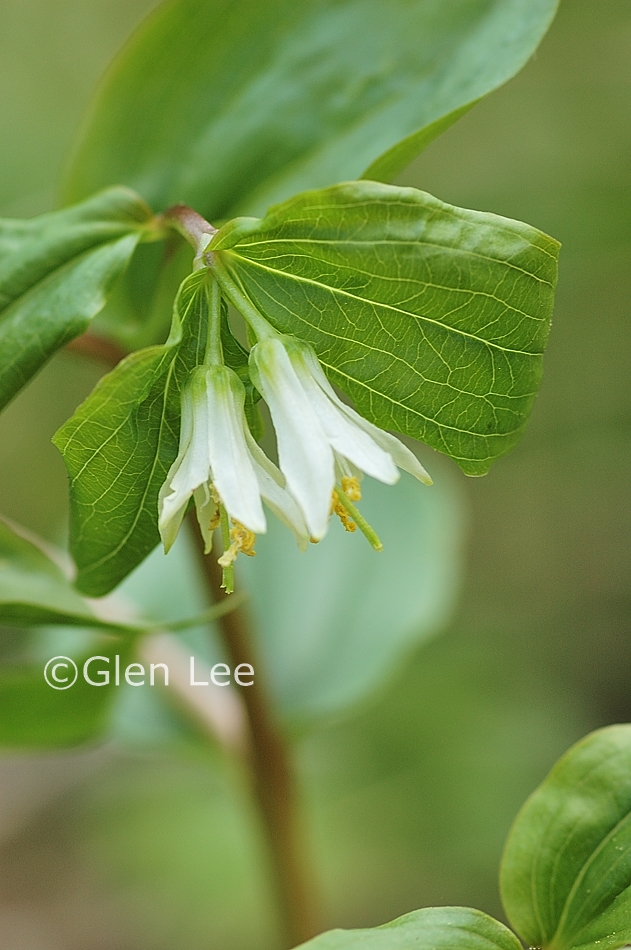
[0,1,630,948]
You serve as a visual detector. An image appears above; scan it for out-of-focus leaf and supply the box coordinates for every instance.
[212,181,559,475]
[0,640,134,749]
[240,470,463,725]
[294,907,522,950]
[0,187,152,409]
[53,270,211,597]
[65,0,559,219]
[500,725,631,950]
[0,518,125,629]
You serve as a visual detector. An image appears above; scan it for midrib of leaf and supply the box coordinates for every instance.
[232,234,558,284]
[550,802,631,945]
[225,249,546,358]
[534,746,631,950]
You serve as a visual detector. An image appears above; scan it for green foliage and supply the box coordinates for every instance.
[65,0,559,218]
[211,181,560,475]
[0,639,134,748]
[501,725,631,950]
[289,728,631,950]
[241,473,463,725]
[296,908,522,950]
[0,187,153,410]
[53,270,211,596]
[0,517,136,630]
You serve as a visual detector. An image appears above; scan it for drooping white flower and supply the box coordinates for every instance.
[249,335,432,541]
[158,364,308,556]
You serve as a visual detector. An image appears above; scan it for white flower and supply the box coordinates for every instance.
[158,364,308,555]
[249,335,432,540]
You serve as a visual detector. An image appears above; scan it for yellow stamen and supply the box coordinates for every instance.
[341,476,361,502]
[331,489,357,533]
[217,519,257,567]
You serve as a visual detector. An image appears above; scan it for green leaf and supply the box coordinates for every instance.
[0,518,108,628]
[211,181,560,475]
[0,640,134,749]
[500,725,631,950]
[0,518,157,633]
[0,187,153,410]
[53,271,211,596]
[294,907,522,950]
[65,0,558,220]
[239,471,462,725]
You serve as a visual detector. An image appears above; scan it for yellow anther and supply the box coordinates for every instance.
[341,476,361,502]
[231,520,257,557]
[217,520,257,567]
[331,490,357,533]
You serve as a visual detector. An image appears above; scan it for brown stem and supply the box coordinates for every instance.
[189,512,320,948]
[65,331,127,367]
[162,204,217,253]
[66,329,320,944]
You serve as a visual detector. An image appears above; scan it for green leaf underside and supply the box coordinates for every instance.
[500,725,631,950]
[53,271,210,596]
[0,640,134,749]
[295,907,522,950]
[65,0,558,221]
[0,187,152,410]
[212,181,559,474]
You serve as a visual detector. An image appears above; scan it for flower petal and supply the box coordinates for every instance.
[193,484,218,555]
[244,429,309,550]
[291,347,399,484]
[205,365,267,535]
[299,342,432,485]
[250,338,334,539]
[158,375,211,551]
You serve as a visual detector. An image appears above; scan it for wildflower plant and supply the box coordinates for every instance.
[4,3,626,950]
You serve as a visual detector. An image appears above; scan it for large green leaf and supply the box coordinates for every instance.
[240,471,462,725]
[211,181,559,475]
[65,0,558,220]
[0,187,152,410]
[0,639,134,748]
[53,270,211,597]
[294,907,522,950]
[500,725,631,950]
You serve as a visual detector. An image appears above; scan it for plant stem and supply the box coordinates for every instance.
[65,332,127,366]
[162,203,217,256]
[189,513,320,948]
[67,328,320,946]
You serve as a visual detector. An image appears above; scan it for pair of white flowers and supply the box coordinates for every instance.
[158,334,431,564]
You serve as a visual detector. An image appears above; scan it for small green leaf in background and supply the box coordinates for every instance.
[500,724,631,950]
[295,907,522,950]
[212,181,560,475]
[53,270,211,597]
[0,187,153,410]
[0,639,134,749]
[65,0,559,219]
